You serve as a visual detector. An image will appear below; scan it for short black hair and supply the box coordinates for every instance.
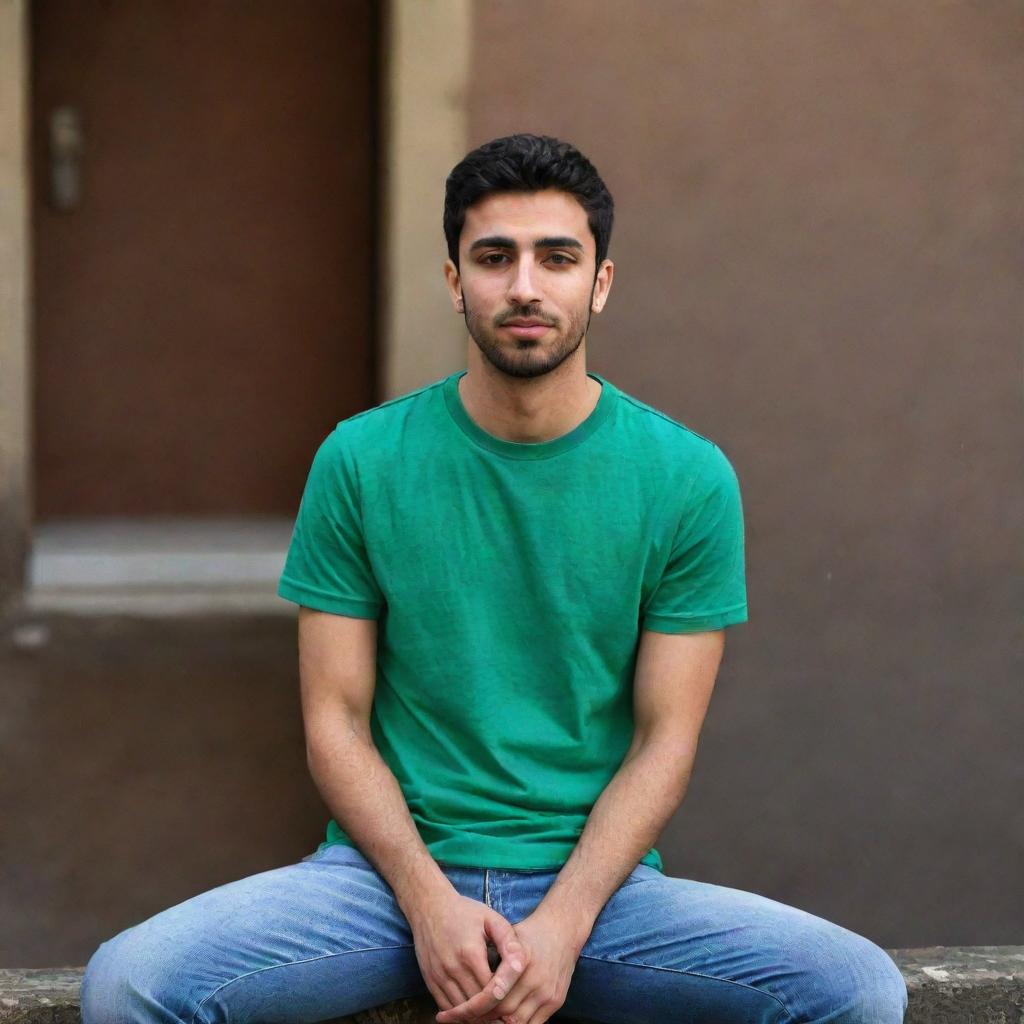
[443,134,614,271]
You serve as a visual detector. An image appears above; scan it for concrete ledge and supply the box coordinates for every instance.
[0,967,81,1024]
[2,947,1022,1023]
[891,946,1024,1022]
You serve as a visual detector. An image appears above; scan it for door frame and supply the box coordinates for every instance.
[0,0,471,608]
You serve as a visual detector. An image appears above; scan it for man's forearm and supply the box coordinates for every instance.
[307,719,454,923]
[535,736,697,947]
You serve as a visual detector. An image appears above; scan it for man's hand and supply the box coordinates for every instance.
[406,888,528,1013]
[434,904,587,1024]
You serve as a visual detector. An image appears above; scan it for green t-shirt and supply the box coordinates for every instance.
[278,369,747,872]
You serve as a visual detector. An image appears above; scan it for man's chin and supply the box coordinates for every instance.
[483,353,563,380]
[473,338,577,379]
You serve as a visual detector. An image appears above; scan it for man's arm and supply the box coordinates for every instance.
[297,606,526,1009]
[435,626,725,1024]
[298,606,447,913]
[535,627,725,938]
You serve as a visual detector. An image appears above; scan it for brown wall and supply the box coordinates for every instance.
[0,612,324,967]
[470,1,1024,946]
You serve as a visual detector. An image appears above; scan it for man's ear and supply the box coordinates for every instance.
[591,258,614,313]
[443,258,463,313]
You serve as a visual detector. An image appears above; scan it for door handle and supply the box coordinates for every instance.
[48,105,84,212]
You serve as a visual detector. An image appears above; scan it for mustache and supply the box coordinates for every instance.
[495,307,557,326]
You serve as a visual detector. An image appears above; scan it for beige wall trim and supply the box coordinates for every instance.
[379,0,471,400]
[0,0,31,609]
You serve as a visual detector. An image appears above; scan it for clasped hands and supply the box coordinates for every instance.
[410,891,587,1024]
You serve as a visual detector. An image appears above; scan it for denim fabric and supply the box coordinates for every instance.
[81,843,907,1024]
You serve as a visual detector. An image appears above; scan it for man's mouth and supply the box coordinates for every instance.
[501,318,553,339]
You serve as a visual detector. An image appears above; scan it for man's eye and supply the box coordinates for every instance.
[481,253,509,265]
[547,253,575,265]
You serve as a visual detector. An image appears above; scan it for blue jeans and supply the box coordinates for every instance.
[81,843,907,1024]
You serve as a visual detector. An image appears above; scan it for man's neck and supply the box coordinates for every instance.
[457,364,602,444]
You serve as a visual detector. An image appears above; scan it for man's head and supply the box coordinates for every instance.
[444,134,614,272]
[442,134,616,380]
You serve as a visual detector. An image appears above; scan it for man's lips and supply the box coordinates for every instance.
[501,319,553,338]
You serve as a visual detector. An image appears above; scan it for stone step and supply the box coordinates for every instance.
[24,516,296,616]
[2,946,1022,1023]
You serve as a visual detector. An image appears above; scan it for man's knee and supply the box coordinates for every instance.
[81,926,192,1024]
[847,944,908,1024]
[804,934,908,1024]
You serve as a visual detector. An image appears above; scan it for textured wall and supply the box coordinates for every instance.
[470,1,1023,946]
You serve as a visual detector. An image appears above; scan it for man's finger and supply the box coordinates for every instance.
[439,977,469,1011]
[484,915,527,973]
[466,945,495,993]
[425,978,453,1012]
[449,933,506,1008]
[438,950,524,1015]
[436,915,528,1023]
[522,1002,557,1024]
[435,968,522,1024]
[487,957,524,1003]
[435,983,499,1024]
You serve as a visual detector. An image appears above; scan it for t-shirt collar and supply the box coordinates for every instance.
[443,369,616,460]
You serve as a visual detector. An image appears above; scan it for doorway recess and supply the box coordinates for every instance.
[26,516,294,615]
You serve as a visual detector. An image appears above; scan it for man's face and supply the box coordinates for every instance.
[444,188,614,379]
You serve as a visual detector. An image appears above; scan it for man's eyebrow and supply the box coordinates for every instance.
[534,236,584,251]
[469,235,517,252]
[468,235,585,252]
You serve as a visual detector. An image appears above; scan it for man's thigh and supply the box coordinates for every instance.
[81,844,436,1024]
[561,865,908,1024]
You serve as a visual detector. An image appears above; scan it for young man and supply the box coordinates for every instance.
[82,134,908,1024]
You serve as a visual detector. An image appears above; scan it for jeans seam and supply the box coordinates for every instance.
[575,952,795,1023]
[190,942,417,1024]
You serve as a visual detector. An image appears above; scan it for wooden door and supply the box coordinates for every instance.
[31,1,378,518]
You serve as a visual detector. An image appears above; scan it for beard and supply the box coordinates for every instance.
[462,287,594,380]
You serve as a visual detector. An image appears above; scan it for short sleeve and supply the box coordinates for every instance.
[641,443,748,634]
[277,427,385,618]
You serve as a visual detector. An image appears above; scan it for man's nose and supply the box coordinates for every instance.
[506,258,542,307]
